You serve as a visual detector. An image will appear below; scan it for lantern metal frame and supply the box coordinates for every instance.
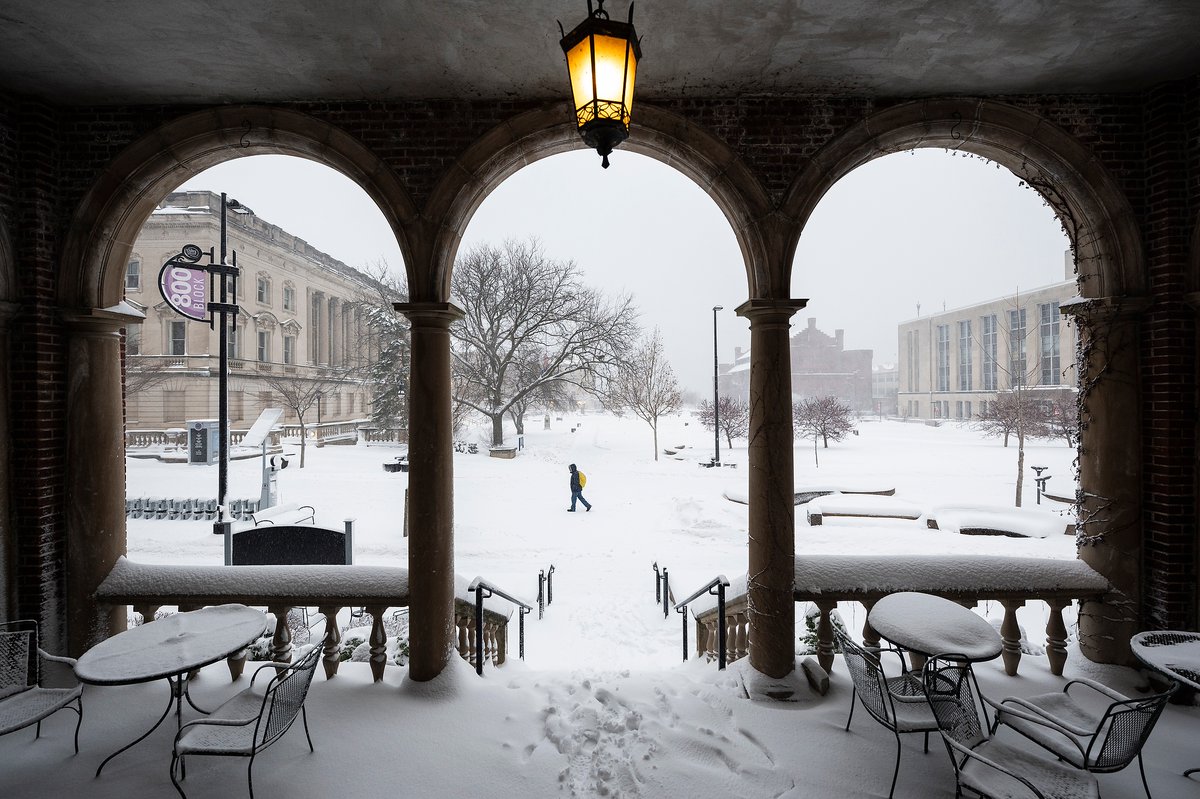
[558,0,642,168]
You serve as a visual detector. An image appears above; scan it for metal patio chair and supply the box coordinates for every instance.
[169,644,320,799]
[922,656,1099,799]
[834,626,938,798]
[0,619,83,753]
[992,676,1176,799]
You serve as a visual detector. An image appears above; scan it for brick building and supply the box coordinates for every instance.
[125,191,381,428]
[0,4,1196,688]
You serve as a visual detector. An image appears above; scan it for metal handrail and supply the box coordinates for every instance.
[652,562,671,618]
[537,564,556,619]
[467,577,533,676]
[674,575,730,669]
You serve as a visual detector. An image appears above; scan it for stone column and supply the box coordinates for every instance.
[0,302,15,621]
[394,301,463,681]
[1064,298,1146,665]
[737,298,807,679]
[330,297,343,367]
[63,308,139,655]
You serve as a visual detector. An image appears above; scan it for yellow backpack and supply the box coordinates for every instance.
[578,471,587,488]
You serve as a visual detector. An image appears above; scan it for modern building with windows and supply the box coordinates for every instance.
[123,190,385,428]
[897,256,1078,420]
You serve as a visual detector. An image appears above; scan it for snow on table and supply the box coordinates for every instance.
[929,505,1069,538]
[1131,631,1200,690]
[74,604,267,685]
[869,591,1002,660]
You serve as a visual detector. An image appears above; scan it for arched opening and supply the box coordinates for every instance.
[450,148,750,668]
[783,99,1147,664]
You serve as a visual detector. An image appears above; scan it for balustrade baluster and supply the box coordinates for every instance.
[815,600,837,673]
[319,605,342,679]
[1000,599,1025,676]
[367,604,387,682]
[267,605,293,663]
[861,600,880,649]
[734,610,749,661]
[1045,598,1069,675]
[456,610,470,661]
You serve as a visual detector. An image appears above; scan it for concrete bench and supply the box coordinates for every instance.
[926,506,1071,538]
[805,493,923,525]
[249,501,315,527]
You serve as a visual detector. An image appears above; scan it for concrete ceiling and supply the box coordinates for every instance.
[1,1,1198,105]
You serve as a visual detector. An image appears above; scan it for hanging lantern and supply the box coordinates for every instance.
[559,1,641,168]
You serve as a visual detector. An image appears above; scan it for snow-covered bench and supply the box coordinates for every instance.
[804,493,922,525]
[926,506,1071,538]
[249,502,315,527]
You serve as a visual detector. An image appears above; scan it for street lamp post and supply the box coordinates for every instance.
[712,305,723,465]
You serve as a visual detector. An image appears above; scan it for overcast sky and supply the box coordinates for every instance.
[177,148,1070,395]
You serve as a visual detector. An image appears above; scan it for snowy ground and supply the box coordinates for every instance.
[4,414,1196,798]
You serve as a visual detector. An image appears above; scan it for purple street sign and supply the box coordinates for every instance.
[159,260,209,321]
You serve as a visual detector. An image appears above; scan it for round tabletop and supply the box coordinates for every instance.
[1131,630,1200,691]
[74,604,267,686]
[869,591,1003,662]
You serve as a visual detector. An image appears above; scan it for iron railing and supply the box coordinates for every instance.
[537,565,555,619]
[467,578,533,676]
[674,575,730,669]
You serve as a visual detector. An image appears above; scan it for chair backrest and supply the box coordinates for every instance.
[1088,685,1175,770]
[253,645,321,750]
[834,627,895,727]
[921,657,986,751]
[0,621,36,700]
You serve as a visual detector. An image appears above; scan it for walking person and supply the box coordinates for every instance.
[567,463,592,512]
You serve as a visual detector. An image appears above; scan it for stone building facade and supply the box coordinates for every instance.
[897,262,1079,421]
[124,191,380,428]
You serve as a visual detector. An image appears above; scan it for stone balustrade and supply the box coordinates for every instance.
[126,428,283,450]
[690,554,1110,677]
[95,557,513,681]
[359,427,408,445]
[280,420,364,443]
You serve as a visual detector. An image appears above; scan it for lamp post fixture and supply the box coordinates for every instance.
[159,192,241,564]
[712,305,723,466]
[559,0,641,168]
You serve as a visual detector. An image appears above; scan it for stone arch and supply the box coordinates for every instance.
[782,98,1149,665]
[415,102,777,302]
[781,98,1145,300]
[60,106,419,311]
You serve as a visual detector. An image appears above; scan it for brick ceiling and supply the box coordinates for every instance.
[1,1,1198,104]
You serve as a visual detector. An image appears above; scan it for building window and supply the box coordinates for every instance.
[283,284,295,312]
[955,400,963,419]
[310,295,322,362]
[1009,308,1027,388]
[981,315,998,391]
[125,257,141,291]
[906,329,919,391]
[169,320,187,356]
[256,275,271,304]
[229,324,240,360]
[230,390,245,421]
[257,331,270,362]
[283,335,295,365]
[964,400,972,418]
[935,324,950,392]
[1039,302,1061,385]
[126,326,141,356]
[957,320,972,391]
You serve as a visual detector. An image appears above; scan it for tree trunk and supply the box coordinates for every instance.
[1015,426,1026,507]
[652,419,658,461]
[822,432,829,448]
[725,430,733,449]
[298,418,307,468]
[490,413,504,446]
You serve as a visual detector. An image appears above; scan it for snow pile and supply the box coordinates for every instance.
[930,505,1068,538]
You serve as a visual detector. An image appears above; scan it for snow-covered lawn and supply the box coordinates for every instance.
[5,415,1195,798]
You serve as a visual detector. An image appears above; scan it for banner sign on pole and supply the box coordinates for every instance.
[159,244,210,322]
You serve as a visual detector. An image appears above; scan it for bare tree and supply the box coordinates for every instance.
[451,239,639,446]
[603,329,681,460]
[124,354,180,397]
[793,396,856,448]
[976,392,1049,447]
[1044,394,1079,447]
[259,368,359,467]
[696,395,751,449]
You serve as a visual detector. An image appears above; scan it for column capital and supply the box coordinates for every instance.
[1059,295,1151,324]
[735,298,808,324]
[394,301,466,328]
[61,303,146,336]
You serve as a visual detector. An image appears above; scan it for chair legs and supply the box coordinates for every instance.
[1137,752,1154,799]
[301,706,314,752]
[888,732,902,799]
[33,696,83,754]
[845,687,857,730]
[170,753,188,799]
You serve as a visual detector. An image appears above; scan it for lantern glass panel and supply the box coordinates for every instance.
[566,32,637,127]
